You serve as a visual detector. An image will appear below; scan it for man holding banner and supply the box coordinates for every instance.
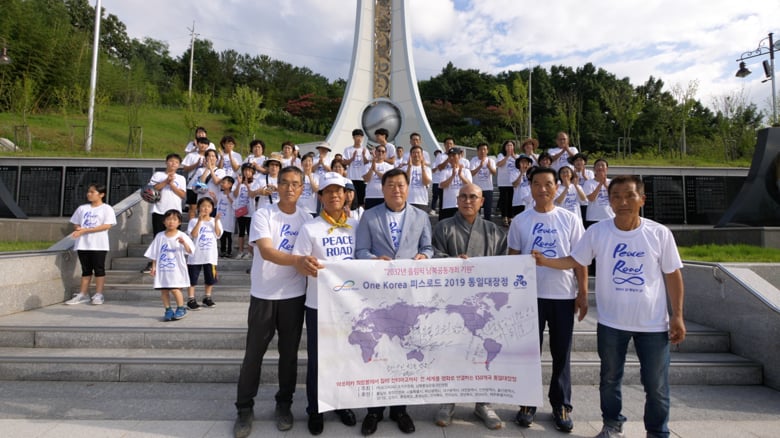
[354,167,434,435]
[508,167,587,433]
[292,172,359,435]
[431,183,507,430]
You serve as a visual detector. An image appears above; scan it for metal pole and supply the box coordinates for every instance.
[770,33,777,125]
[85,0,101,153]
[528,65,532,138]
[188,21,195,99]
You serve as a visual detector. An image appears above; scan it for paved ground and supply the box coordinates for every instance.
[1,382,779,437]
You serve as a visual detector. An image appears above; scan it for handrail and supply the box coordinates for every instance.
[47,189,143,252]
[684,260,780,314]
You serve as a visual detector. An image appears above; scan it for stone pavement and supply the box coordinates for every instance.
[1,381,779,437]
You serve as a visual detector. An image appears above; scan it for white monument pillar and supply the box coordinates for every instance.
[326,0,439,155]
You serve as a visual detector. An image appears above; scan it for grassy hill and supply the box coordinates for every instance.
[0,105,322,158]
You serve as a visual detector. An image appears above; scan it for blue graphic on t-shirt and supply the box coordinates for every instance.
[158,242,177,269]
[278,223,299,251]
[531,222,558,257]
[389,220,401,250]
[611,243,645,287]
[197,226,213,251]
[83,211,99,228]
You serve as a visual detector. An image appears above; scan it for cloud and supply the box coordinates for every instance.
[105,0,779,112]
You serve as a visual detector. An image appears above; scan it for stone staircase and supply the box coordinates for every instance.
[0,235,764,387]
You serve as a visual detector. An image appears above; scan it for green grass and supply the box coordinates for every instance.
[678,244,780,262]
[0,241,56,252]
[0,105,323,158]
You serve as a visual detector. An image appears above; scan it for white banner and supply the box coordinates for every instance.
[317,255,543,411]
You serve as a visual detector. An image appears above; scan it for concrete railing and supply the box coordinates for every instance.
[0,192,151,317]
[682,262,780,390]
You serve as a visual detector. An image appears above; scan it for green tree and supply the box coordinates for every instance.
[601,79,645,157]
[491,77,528,144]
[228,85,269,146]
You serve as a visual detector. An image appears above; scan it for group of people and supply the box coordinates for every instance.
[65,126,686,438]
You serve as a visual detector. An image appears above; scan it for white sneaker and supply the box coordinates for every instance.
[91,293,104,305]
[474,402,502,430]
[435,403,455,427]
[65,293,91,305]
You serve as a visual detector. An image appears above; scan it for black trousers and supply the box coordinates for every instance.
[235,295,306,410]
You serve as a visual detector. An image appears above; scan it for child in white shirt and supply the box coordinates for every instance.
[186,197,223,309]
[144,210,194,321]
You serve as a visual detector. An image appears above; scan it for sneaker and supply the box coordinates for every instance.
[515,405,536,427]
[595,424,624,437]
[172,306,188,320]
[275,403,294,431]
[91,293,104,305]
[434,403,455,427]
[553,406,574,432]
[163,308,174,321]
[186,298,201,311]
[141,261,152,273]
[65,293,91,305]
[202,296,216,308]
[474,402,502,430]
[234,407,253,438]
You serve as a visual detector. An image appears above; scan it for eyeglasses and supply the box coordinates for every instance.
[458,194,481,201]
[376,149,386,153]
[278,181,303,189]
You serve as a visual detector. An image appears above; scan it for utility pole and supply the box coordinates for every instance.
[187,21,198,99]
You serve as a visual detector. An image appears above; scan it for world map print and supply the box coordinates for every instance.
[347,292,516,371]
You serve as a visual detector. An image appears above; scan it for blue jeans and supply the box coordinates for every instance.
[597,323,670,437]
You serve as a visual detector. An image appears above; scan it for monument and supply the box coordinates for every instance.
[325,0,439,155]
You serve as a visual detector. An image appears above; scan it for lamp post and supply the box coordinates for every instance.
[736,32,779,125]
[85,0,102,153]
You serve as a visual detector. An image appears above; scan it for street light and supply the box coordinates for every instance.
[735,32,779,124]
[0,38,11,65]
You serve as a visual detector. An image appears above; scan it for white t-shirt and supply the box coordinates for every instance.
[344,146,371,180]
[575,168,595,184]
[431,153,447,184]
[181,152,204,183]
[297,173,320,215]
[508,207,584,299]
[186,217,222,265]
[249,204,311,300]
[496,153,517,186]
[583,179,614,221]
[571,218,683,332]
[441,167,473,209]
[149,172,186,215]
[406,164,431,205]
[220,151,242,178]
[282,156,302,169]
[363,162,395,199]
[293,215,359,309]
[252,175,279,210]
[144,230,194,289]
[189,167,226,202]
[555,184,584,220]
[216,191,236,233]
[70,203,117,251]
[382,143,397,162]
[548,146,578,171]
[233,183,255,216]
[512,176,532,208]
[470,157,496,191]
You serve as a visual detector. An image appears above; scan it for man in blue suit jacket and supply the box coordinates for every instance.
[354,167,433,435]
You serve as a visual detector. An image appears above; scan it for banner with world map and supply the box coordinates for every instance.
[316,255,543,411]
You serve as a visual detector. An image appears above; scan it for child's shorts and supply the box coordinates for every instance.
[188,263,217,286]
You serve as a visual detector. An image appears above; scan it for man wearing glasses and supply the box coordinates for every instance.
[362,144,395,209]
[431,183,507,430]
[234,166,321,437]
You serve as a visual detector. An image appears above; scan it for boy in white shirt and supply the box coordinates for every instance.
[217,176,236,258]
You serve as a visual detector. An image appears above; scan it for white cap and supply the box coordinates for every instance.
[318,172,347,191]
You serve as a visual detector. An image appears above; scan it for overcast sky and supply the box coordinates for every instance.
[105,0,779,114]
